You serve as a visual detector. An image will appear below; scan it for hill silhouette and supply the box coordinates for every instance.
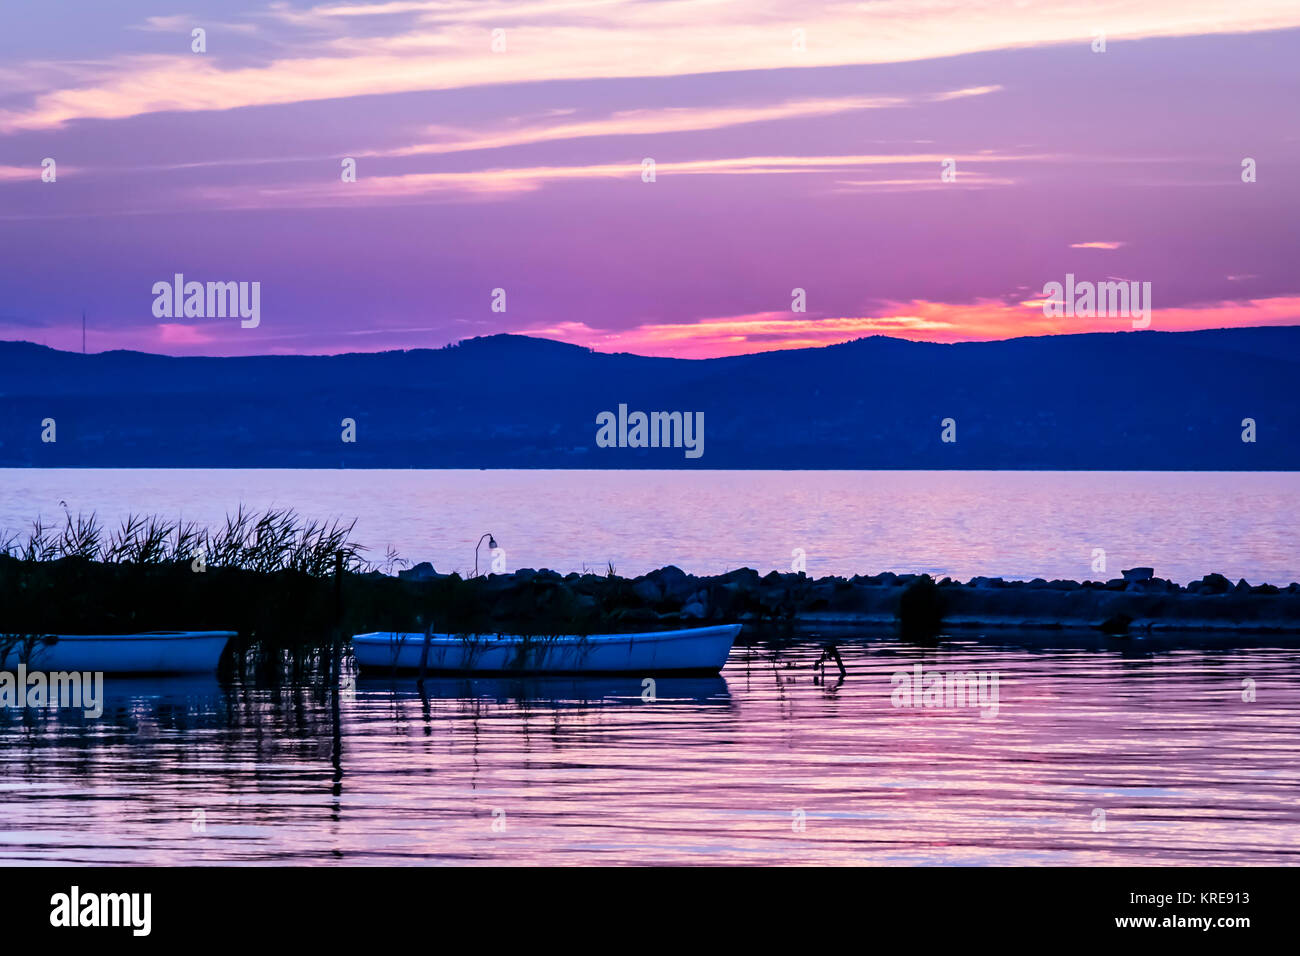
[1,327,1296,469]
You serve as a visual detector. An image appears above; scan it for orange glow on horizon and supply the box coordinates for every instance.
[529,296,1300,359]
[4,297,1296,359]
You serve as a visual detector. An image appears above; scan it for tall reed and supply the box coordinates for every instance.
[0,507,369,576]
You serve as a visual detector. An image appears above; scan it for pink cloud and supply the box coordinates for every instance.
[6,1,1299,131]
[528,296,1300,359]
[157,323,216,346]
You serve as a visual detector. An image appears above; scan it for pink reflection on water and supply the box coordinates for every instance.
[1,636,1298,865]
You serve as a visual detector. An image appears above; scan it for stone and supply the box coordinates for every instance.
[720,567,760,586]
[1198,573,1232,594]
[631,578,662,603]
[611,606,658,625]
[1121,567,1154,582]
[398,561,439,581]
[650,565,695,602]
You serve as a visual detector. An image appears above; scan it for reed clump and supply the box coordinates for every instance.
[1,506,365,576]
[0,508,626,677]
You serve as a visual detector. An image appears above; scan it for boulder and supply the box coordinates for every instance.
[398,561,440,582]
[1198,573,1232,594]
[1121,567,1154,582]
[647,565,695,601]
[631,578,662,603]
[610,606,658,625]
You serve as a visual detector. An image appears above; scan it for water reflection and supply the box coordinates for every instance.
[2,633,1299,865]
[377,675,731,707]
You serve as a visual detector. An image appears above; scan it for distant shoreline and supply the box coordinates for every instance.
[4,326,1298,469]
[7,556,1296,647]
[454,565,1300,637]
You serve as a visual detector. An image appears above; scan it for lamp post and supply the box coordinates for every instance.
[474,532,498,578]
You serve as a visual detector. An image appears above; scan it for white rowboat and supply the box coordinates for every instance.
[352,624,741,675]
[0,631,234,674]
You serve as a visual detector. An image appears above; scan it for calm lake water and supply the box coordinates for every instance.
[1,469,1297,864]
[2,633,1298,866]
[1,469,1297,584]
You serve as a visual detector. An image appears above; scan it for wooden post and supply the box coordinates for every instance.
[332,552,344,684]
[417,623,433,683]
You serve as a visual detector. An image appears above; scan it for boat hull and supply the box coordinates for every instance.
[1,632,234,674]
[352,624,741,675]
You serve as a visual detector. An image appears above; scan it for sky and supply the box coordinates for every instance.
[0,0,1297,358]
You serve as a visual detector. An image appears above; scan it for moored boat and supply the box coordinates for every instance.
[351,624,741,675]
[0,631,234,674]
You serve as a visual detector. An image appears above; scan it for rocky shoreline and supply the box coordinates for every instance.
[398,563,1300,636]
[3,552,1297,640]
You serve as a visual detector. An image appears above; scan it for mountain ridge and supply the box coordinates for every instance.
[2,326,1297,469]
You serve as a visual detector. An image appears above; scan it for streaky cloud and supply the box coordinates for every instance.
[4,0,1298,131]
